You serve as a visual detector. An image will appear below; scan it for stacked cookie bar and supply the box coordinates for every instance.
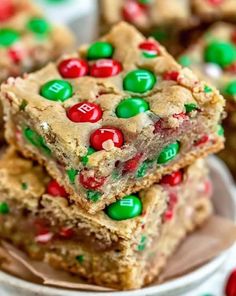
[0,22,225,289]
[178,22,236,177]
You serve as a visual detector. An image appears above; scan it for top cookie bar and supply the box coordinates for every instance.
[0,0,74,82]
[1,22,225,213]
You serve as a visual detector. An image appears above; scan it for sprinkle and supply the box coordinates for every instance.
[86,190,101,202]
[76,255,84,263]
[178,55,191,67]
[204,85,213,93]
[0,202,9,214]
[66,168,78,184]
[21,182,28,190]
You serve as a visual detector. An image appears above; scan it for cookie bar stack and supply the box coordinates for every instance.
[0,22,225,289]
[178,22,236,178]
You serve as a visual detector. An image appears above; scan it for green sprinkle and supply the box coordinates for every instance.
[217,125,224,136]
[75,255,84,263]
[136,159,154,178]
[21,183,28,190]
[178,55,191,67]
[204,85,213,93]
[112,171,120,180]
[185,103,198,113]
[66,169,78,184]
[81,147,95,165]
[86,190,101,202]
[0,202,9,214]
[19,100,28,111]
[27,17,50,36]
[137,235,147,251]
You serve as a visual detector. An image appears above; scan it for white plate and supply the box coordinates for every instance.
[0,156,235,296]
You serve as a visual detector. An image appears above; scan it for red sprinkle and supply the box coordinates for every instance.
[225,269,236,296]
[58,58,89,78]
[59,227,74,238]
[207,0,224,5]
[231,30,236,45]
[0,0,15,22]
[90,59,122,78]
[168,192,178,208]
[225,62,236,73]
[163,71,179,81]
[173,112,188,120]
[164,210,173,222]
[203,179,213,196]
[46,180,68,198]
[67,102,103,123]
[123,153,143,173]
[8,48,24,63]
[122,0,145,22]
[79,170,106,190]
[90,126,124,151]
[160,170,183,186]
[194,134,209,146]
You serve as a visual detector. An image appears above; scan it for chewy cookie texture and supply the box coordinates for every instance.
[0,22,225,214]
[178,22,236,177]
[0,0,74,83]
[0,149,213,290]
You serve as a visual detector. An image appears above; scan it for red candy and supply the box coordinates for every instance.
[163,71,180,81]
[79,170,106,190]
[207,0,224,5]
[59,227,74,238]
[194,134,209,146]
[160,170,183,186]
[67,102,102,123]
[90,126,124,151]
[225,269,236,296]
[58,58,89,78]
[123,153,143,173]
[46,180,68,198]
[139,40,159,54]
[0,0,14,22]
[225,62,236,73]
[122,0,145,22]
[90,59,122,78]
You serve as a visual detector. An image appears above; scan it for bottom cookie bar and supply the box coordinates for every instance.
[0,149,212,290]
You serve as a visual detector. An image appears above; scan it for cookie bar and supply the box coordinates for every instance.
[178,22,236,176]
[192,0,236,22]
[0,22,224,213]
[101,0,192,31]
[0,0,74,83]
[0,148,213,290]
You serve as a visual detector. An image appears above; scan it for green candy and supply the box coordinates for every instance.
[204,41,236,68]
[0,28,20,47]
[123,69,156,93]
[66,168,78,184]
[40,80,73,102]
[157,142,180,164]
[27,17,50,35]
[81,147,96,165]
[178,55,191,67]
[87,41,114,60]
[151,28,168,42]
[217,125,224,136]
[223,80,236,96]
[23,127,51,155]
[116,97,149,118]
[106,195,142,221]
[185,103,198,113]
[86,190,101,202]
[0,202,9,214]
